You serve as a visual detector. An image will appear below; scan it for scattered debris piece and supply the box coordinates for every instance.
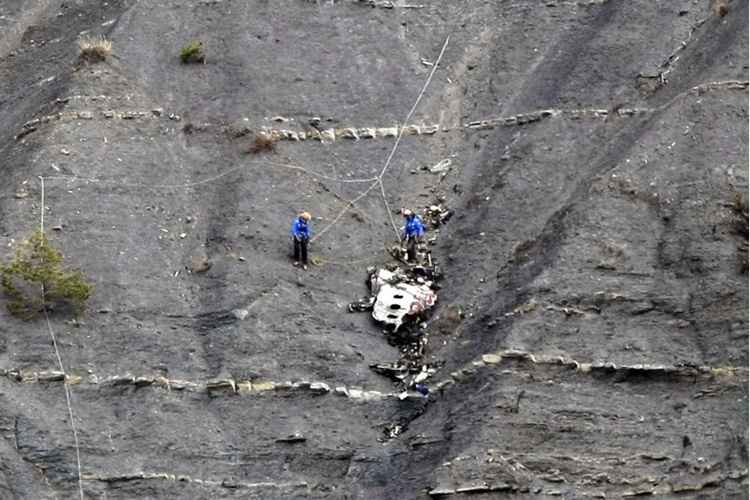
[427,158,451,174]
[371,362,438,390]
[232,309,249,320]
[276,432,306,443]
[383,423,402,439]
[348,296,376,313]
[423,205,453,228]
[370,362,411,381]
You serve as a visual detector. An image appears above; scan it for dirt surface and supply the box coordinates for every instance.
[0,0,748,498]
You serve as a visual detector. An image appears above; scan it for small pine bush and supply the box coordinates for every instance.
[180,40,205,64]
[0,230,93,318]
[78,35,112,62]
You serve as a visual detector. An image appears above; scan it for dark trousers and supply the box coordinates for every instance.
[406,236,418,262]
[293,237,308,264]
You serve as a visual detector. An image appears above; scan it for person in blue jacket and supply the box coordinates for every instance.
[290,211,312,269]
[401,208,425,262]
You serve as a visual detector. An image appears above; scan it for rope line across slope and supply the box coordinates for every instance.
[38,177,85,500]
[312,35,450,243]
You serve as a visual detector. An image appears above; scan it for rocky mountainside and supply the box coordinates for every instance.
[0,0,748,498]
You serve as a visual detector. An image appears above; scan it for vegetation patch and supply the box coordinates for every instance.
[78,35,112,62]
[511,239,534,264]
[730,191,748,273]
[248,132,278,154]
[0,230,93,318]
[180,40,205,64]
[712,0,729,17]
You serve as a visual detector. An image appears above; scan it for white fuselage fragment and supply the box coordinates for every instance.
[370,269,436,330]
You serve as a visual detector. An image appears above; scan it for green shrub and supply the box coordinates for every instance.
[0,230,93,318]
[180,40,205,64]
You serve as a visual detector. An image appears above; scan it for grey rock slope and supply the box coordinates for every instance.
[0,0,747,498]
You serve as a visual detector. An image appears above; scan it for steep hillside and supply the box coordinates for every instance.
[0,0,747,498]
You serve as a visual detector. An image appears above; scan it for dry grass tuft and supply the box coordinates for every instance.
[248,133,278,154]
[712,0,729,17]
[78,35,112,62]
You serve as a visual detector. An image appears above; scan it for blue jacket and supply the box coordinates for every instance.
[403,214,425,239]
[290,217,311,239]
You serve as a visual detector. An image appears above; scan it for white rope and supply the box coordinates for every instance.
[314,35,451,243]
[38,176,84,500]
[39,37,453,254]
[44,310,84,500]
[378,178,400,240]
[41,158,377,191]
[39,176,44,234]
[264,160,378,184]
[310,180,379,242]
[378,36,450,180]
[377,36,450,239]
